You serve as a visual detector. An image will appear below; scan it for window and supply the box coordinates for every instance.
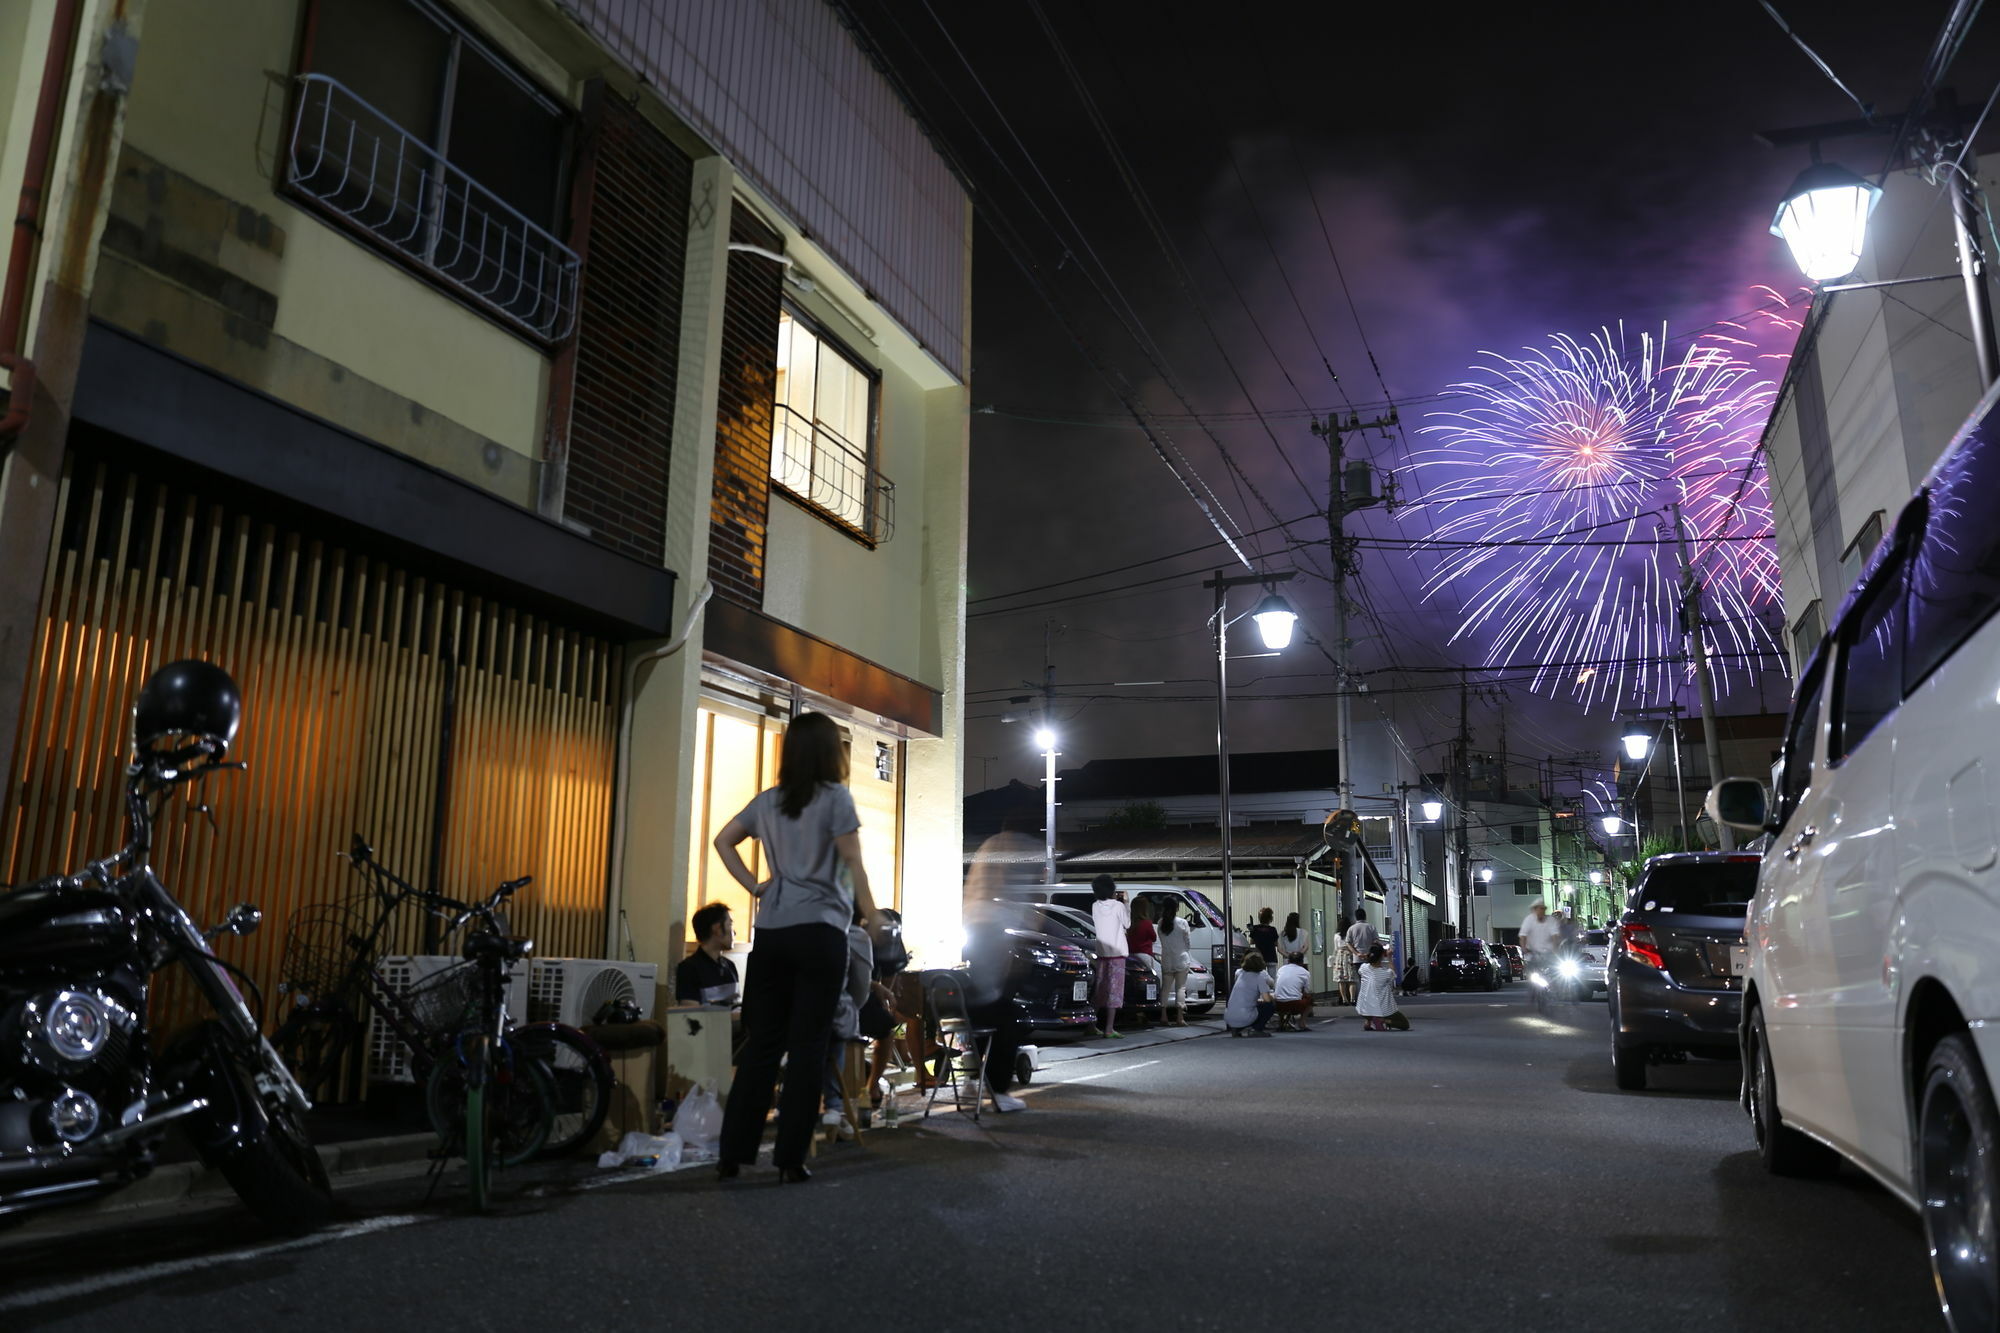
[1907,403,2000,690]
[772,309,892,541]
[1511,824,1539,845]
[1838,510,1886,596]
[291,0,577,340]
[1512,878,1542,895]
[1831,554,1906,762]
[1776,655,1826,827]
[1791,599,1824,671]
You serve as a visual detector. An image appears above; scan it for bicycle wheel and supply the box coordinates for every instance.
[512,1025,612,1158]
[426,1038,555,1170]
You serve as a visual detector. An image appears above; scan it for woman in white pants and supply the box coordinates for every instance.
[1156,911,1193,1025]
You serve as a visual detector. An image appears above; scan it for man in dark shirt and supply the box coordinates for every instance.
[676,902,740,1006]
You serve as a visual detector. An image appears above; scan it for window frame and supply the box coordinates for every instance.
[1828,540,1910,768]
[1775,649,1828,831]
[770,302,886,546]
[289,0,576,346]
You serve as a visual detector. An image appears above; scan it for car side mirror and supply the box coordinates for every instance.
[1707,778,1771,835]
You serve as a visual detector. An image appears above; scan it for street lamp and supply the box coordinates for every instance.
[1207,569,1298,989]
[1619,722,1653,763]
[1420,797,1444,822]
[1589,870,1604,885]
[1770,161,1881,282]
[1601,814,1622,836]
[1478,865,1493,884]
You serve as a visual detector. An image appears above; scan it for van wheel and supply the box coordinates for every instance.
[1747,1003,1840,1178]
[1919,1034,2000,1332]
[1613,1040,1649,1091]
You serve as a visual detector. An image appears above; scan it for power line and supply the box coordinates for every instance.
[1757,1,1881,124]
[969,512,1315,607]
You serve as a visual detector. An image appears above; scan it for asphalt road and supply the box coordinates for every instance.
[0,987,1944,1331]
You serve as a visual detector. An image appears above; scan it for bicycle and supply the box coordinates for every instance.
[273,836,612,1160]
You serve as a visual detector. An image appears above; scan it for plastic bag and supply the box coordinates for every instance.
[597,1131,683,1170]
[674,1081,723,1158]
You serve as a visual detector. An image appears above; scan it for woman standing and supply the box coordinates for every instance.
[712,713,878,1183]
[1276,911,1311,966]
[1249,908,1280,964]
[1090,875,1131,1038]
[1334,914,1358,1007]
[1125,899,1159,1029]
[1156,910,1193,1026]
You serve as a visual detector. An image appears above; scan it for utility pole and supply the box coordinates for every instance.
[1040,620,1059,883]
[1455,672,1473,937]
[1312,411,1397,924]
[1669,504,1734,850]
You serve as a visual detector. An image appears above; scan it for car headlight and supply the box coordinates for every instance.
[1557,959,1581,979]
[1027,946,1061,968]
[37,990,111,1062]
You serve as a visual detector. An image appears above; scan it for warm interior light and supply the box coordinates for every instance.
[1250,593,1298,651]
[1771,161,1881,283]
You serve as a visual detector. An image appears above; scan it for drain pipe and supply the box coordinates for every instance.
[0,0,84,447]
[604,579,713,957]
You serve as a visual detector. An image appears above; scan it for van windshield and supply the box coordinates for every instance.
[1632,862,1759,917]
[1183,890,1226,929]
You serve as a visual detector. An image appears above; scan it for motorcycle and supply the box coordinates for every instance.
[0,661,333,1229]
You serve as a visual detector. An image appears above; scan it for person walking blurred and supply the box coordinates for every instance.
[711,713,878,1185]
[1157,909,1194,1025]
[1090,875,1131,1038]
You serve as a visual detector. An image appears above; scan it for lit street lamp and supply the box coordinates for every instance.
[1207,569,1298,988]
[1619,722,1654,763]
[1421,797,1444,822]
[1035,727,1058,884]
[1769,161,1881,282]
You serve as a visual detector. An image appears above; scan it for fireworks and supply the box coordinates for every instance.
[1405,315,1789,710]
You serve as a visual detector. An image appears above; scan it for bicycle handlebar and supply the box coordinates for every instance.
[341,834,531,935]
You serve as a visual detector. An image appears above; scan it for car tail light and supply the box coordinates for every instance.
[1620,922,1666,971]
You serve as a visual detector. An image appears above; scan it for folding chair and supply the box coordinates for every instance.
[921,969,996,1121]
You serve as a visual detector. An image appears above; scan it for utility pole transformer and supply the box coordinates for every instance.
[1669,504,1733,851]
[1312,412,1398,923]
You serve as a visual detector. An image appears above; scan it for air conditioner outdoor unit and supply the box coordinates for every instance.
[367,955,532,1084]
[527,959,658,1027]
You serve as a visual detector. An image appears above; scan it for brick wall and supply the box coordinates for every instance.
[707,206,785,607]
[561,96,693,564]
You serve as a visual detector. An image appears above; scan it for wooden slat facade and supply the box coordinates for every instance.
[1,458,621,1028]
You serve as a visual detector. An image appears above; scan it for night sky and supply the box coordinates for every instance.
[840,1,2000,795]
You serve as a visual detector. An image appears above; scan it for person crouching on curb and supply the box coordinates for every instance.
[1357,944,1398,1031]
[1272,952,1315,1031]
[1225,951,1276,1037]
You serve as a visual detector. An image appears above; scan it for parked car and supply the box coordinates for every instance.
[986,883,1244,984]
[1500,943,1526,980]
[1013,903,1205,1020]
[1707,381,2000,1329]
[978,909,1096,1030]
[1484,941,1513,983]
[1571,929,1611,997]
[1608,853,1759,1090]
[1429,938,1499,991]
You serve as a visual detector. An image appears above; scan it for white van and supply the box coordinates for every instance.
[981,882,1244,976]
[1711,381,2000,1330]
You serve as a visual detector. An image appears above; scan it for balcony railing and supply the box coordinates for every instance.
[772,404,894,543]
[286,74,580,343]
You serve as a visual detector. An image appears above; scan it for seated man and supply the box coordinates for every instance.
[1271,952,1315,1031]
[675,902,740,1007]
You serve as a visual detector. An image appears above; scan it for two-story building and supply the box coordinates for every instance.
[0,0,970,1013]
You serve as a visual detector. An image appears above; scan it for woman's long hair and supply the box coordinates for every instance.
[777,712,848,817]
[1283,911,1301,935]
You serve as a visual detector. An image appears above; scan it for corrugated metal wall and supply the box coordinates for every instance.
[2,457,620,1028]
[563,0,969,381]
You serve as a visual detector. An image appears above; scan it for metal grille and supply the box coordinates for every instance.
[708,207,786,606]
[772,405,894,543]
[286,73,580,342]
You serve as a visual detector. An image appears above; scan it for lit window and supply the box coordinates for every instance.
[772,310,892,541]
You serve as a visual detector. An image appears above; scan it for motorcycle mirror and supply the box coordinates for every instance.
[225,903,262,936]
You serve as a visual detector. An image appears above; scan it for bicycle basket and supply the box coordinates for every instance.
[402,961,482,1039]
[281,895,378,1004]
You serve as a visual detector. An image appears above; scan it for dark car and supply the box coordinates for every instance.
[1005,903,1171,1022]
[979,911,1097,1030]
[1429,938,1500,992]
[1608,852,1759,1090]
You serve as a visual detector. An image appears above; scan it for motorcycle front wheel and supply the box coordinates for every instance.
[191,1028,336,1231]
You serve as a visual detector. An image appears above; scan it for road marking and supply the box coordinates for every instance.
[0,1212,426,1313]
[1040,1059,1162,1085]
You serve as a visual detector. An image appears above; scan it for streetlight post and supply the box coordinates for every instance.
[1206,569,1298,991]
[1034,726,1059,884]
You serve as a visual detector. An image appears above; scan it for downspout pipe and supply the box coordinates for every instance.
[0,0,85,447]
[604,579,713,958]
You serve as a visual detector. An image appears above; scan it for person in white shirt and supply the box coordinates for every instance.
[1271,953,1315,1031]
[1090,874,1132,1038]
[1156,910,1195,1026]
[1276,912,1311,966]
[1519,901,1563,980]
[1224,951,1277,1036]
[1356,944,1398,1031]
